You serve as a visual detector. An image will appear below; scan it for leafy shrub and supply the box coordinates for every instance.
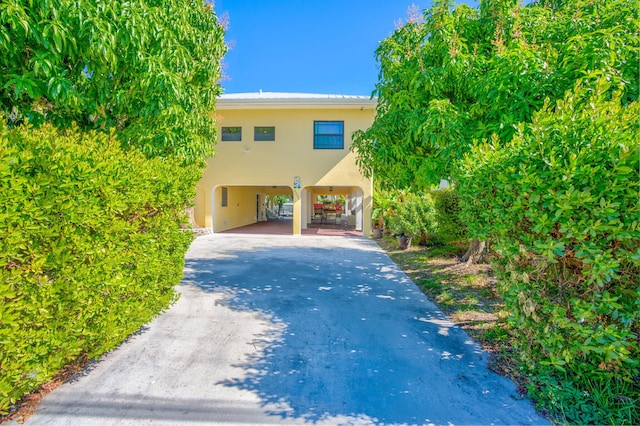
[387,192,438,244]
[431,186,467,241]
[458,82,640,425]
[372,188,395,229]
[0,121,199,413]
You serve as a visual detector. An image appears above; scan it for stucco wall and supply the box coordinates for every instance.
[211,185,264,232]
[196,105,374,234]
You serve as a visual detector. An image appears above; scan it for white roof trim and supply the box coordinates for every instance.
[217,91,377,110]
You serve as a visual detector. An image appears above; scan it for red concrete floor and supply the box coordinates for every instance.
[219,218,363,237]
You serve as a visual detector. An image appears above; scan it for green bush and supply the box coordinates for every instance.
[387,192,438,244]
[0,121,198,413]
[372,188,395,230]
[431,186,467,241]
[458,82,640,425]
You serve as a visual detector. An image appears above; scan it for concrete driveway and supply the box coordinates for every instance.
[20,234,548,425]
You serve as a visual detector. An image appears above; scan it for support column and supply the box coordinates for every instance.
[208,186,215,232]
[355,190,363,231]
[301,189,308,230]
[292,187,302,235]
[363,191,372,236]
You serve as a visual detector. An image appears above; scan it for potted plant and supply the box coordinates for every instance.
[371,206,385,238]
[388,209,417,249]
[396,232,413,249]
[387,193,432,250]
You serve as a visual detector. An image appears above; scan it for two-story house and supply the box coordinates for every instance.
[193,92,376,236]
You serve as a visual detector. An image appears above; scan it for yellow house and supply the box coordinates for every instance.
[193,92,376,236]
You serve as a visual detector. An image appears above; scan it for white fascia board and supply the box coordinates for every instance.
[216,93,378,110]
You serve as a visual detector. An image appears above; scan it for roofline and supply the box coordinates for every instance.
[216,92,377,110]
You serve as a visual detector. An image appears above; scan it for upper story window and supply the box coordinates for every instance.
[254,126,275,141]
[221,127,241,141]
[314,121,344,149]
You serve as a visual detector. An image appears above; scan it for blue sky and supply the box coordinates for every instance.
[215,1,478,96]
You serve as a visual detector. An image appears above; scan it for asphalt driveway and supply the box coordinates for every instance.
[19,234,548,425]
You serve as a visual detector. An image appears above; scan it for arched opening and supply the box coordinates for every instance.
[302,185,364,236]
[210,185,294,234]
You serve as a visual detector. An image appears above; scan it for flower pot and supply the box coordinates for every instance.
[397,235,412,250]
[372,228,383,239]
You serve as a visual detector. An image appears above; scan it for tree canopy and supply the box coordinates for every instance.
[0,0,226,164]
[352,0,638,189]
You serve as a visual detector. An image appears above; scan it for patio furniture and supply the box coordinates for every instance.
[324,208,337,224]
[313,204,324,222]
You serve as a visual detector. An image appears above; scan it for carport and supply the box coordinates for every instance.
[208,184,365,236]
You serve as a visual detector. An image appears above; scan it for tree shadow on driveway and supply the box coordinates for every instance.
[182,235,547,425]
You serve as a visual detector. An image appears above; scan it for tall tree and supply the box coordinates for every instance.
[0,0,226,164]
[353,0,638,188]
[352,0,638,261]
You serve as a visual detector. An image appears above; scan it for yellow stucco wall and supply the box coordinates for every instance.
[210,185,264,231]
[196,104,374,235]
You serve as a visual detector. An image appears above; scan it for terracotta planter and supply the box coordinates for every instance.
[372,228,383,239]
[397,235,412,250]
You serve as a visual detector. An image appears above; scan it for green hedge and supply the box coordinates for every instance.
[374,188,466,244]
[0,121,198,413]
[387,192,437,244]
[458,82,639,424]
